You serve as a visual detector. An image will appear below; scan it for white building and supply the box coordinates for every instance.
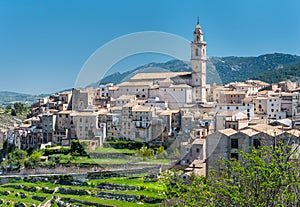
[253,96,286,120]
[216,103,254,120]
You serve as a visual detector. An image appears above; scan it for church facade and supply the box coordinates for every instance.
[109,20,207,108]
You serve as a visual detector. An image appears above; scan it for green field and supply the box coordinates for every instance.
[0,173,165,207]
[0,140,170,206]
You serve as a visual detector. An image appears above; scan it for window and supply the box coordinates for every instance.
[231,139,238,149]
[196,49,199,56]
[196,148,200,153]
[231,153,238,160]
[253,139,260,149]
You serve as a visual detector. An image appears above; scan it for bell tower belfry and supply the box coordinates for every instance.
[191,17,207,103]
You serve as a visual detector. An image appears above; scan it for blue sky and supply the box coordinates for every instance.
[0,0,299,94]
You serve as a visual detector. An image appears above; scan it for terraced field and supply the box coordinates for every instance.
[0,172,165,207]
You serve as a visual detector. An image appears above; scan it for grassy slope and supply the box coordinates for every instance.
[0,175,165,207]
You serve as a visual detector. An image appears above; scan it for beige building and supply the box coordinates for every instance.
[53,110,73,146]
[215,110,249,131]
[72,111,104,145]
[206,124,300,171]
[40,113,56,143]
[212,86,232,103]
[222,91,246,104]
[108,20,207,106]
[228,82,258,96]
[72,88,96,111]
[280,92,299,117]
[180,138,205,166]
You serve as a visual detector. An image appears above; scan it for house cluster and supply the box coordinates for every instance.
[1,20,299,176]
[1,86,110,151]
[181,79,300,176]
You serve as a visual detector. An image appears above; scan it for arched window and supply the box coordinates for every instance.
[195,49,199,56]
[197,35,199,42]
[202,48,205,56]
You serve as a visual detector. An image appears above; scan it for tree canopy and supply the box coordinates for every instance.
[162,143,300,207]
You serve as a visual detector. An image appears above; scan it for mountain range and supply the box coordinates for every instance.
[0,91,48,106]
[91,53,300,86]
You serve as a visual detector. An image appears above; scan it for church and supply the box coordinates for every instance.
[109,19,207,109]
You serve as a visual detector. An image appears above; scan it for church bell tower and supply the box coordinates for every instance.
[191,17,207,103]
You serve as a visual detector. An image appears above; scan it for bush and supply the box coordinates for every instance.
[44,147,70,156]
[48,154,63,162]
[138,146,154,158]
[70,139,87,156]
[103,140,144,150]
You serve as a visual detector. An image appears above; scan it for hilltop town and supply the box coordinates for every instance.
[1,21,300,177]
